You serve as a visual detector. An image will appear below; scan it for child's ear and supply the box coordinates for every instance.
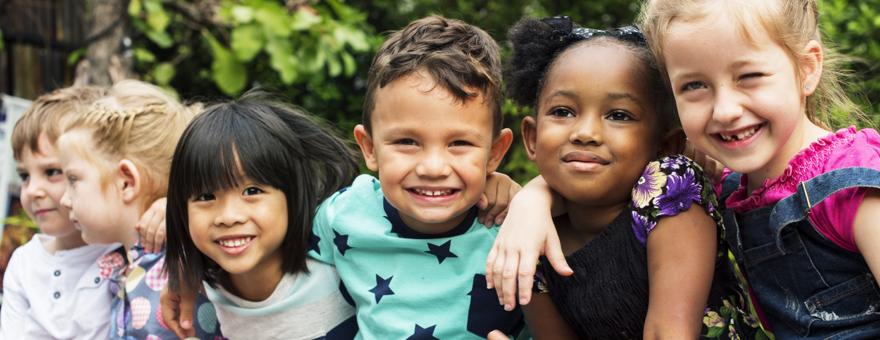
[522,116,539,162]
[658,128,687,158]
[801,40,823,96]
[486,128,514,173]
[354,125,379,171]
[117,159,141,204]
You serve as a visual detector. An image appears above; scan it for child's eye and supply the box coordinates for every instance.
[682,82,706,91]
[243,187,264,196]
[67,176,77,184]
[194,193,216,201]
[450,140,472,147]
[607,111,633,121]
[548,108,575,118]
[740,72,763,80]
[18,172,29,182]
[46,169,63,177]
[394,139,417,146]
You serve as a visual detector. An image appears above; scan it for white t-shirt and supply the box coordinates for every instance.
[204,258,356,340]
[0,234,121,339]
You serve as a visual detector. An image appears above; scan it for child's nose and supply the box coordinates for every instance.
[569,115,603,145]
[712,88,745,124]
[214,198,248,227]
[59,190,72,209]
[24,180,47,200]
[415,149,452,178]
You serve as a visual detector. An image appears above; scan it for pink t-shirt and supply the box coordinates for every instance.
[718,126,880,252]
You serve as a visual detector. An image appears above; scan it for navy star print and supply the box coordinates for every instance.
[425,240,457,264]
[406,324,439,340]
[333,230,353,256]
[368,275,395,303]
[308,233,321,255]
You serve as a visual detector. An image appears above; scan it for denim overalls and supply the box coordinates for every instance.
[720,167,880,339]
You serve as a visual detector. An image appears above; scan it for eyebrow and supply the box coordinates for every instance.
[543,90,642,105]
[383,127,485,140]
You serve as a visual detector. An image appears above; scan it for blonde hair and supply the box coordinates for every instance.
[641,0,864,129]
[11,86,106,160]
[63,80,202,211]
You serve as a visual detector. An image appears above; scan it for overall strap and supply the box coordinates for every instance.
[719,172,742,209]
[769,167,880,254]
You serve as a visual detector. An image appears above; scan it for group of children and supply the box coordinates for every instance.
[2,0,880,339]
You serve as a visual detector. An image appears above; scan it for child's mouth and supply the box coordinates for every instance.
[410,188,457,197]
[216,236,254,255]
[718,124,761,142]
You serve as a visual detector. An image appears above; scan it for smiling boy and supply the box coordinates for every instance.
[304,16,520,339]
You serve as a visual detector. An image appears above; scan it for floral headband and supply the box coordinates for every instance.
[540,16,646,46]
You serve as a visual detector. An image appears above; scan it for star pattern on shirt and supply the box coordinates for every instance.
[425,240,457,264]
[308,233,321,255]
[406,324,439,340]
[333,230,353,256]
[368,275,395,303]
[386,215,405,237]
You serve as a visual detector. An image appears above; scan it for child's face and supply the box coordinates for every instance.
[525,43,661,206]
[356,72,509,234]
[663,13,808,176]
[58,132,121,245]
[187,180,287,276]
[15,133,78,238]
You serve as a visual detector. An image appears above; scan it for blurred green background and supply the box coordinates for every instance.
[124,0,880,184]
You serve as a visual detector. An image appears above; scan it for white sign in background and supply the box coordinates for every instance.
[1,94,33,225]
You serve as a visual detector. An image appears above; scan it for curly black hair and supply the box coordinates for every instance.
[504,16,678,133]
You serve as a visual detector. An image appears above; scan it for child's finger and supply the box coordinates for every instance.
[143,212,164,254]
[516,252,538,305]
[492,250,509,303]
[545,233,573,277]
[160,287,193,339]
[500,252,520,311]
[483,189,509,229]
[151,220,166,253]
[487,330,509,340]
[178,288,198,337]
[485,245,499,289]
[477,194,489,226]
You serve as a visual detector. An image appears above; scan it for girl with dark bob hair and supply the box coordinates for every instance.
[163,90,359,339]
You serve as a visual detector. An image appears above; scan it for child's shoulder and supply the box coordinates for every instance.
[633,155,714,209]
[827,127,880,169]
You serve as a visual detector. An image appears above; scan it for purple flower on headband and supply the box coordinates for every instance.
[660,156,684,170]
[655,168,702,216]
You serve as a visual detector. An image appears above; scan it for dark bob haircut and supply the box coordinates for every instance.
[165,90,358,291]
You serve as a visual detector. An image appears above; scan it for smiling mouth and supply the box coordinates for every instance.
[410,188,457,197]
[718,124,762,142]
[217,237,253,248]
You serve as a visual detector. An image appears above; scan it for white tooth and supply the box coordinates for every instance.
[234,240,240,247]
[433,191,441,196]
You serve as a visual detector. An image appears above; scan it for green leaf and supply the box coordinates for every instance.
[705,325,724,338]
[291,8,322,31]
[341,51,356,77]
[265,36,298,84]
[231,5,255,24]
[146,30,173,48]
[231,24,265,62]
[256,3,291,37]
[335,25,370,52]
[203,30,247,95]
[153,62,176,85]
[0,29,3,51]
[134,47,156,63]
[67,48,86,65]
[328,52,342,77]
[144,1,170,32]
[128,0,142,16]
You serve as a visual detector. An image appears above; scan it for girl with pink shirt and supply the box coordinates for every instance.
[487,0,880,338]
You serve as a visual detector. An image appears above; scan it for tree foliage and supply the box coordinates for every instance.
[127,0,879,184]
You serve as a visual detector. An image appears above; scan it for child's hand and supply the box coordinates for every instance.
[487,330,509,340]
[485,176,571,310]
[682,140,724,184]
[160,284,199,339]
[136,197,167,254]
[477,172,522,227]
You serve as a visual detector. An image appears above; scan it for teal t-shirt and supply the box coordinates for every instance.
[309,175,524,340]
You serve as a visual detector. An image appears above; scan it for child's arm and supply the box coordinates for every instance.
[160,284,200,339]
[643,204,717,339]
[485,176,571,310]
[477,172,522,227]
[136,197,167,254]
[853,188,880,280]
